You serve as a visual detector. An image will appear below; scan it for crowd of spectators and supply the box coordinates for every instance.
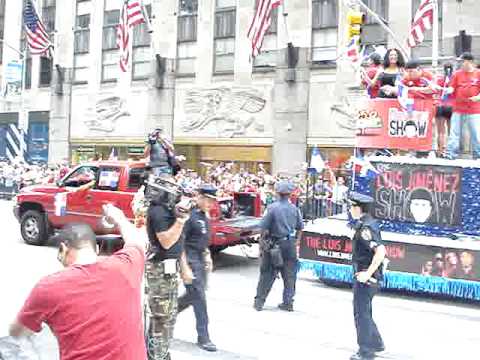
[0,158,70,197]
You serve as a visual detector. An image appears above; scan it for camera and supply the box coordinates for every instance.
[144,176,194,212]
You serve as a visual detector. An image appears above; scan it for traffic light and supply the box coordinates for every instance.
[347,10,365,41]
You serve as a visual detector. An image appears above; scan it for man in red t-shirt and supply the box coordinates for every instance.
[9,205,147,360]
[445,52,480,159]
[401,60,435,99]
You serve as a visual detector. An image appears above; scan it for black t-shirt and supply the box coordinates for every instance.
[146,204,183,260]
[183,208,210,254]
[352,214,384,277]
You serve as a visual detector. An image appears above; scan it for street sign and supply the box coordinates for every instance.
[3,60,23,101]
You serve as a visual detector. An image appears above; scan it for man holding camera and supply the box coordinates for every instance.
[177,184,217,352]
[253,180,303,312]
[144,128,181,177]
[145,181,192,360]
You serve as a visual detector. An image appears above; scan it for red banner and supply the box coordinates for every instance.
[355,99,434,151]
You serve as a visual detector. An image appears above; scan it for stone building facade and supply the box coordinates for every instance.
[0,0,479,174]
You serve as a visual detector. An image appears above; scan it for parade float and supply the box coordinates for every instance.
[299,98,480,301]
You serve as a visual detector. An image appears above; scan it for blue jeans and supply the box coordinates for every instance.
[446,113,480,159]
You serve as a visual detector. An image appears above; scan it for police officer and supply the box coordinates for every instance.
[145,187,192,360]
[348,192,386,360]
[253,180,304,312]
[144,128,180,177]
[177,184,217,352]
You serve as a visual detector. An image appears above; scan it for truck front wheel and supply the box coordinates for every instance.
[20,210,48,246]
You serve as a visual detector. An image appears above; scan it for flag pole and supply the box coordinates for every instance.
[350,0,410,61]
[432,0,439,70]
[282,0,290,45]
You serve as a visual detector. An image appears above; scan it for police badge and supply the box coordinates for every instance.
[361,227,373,241]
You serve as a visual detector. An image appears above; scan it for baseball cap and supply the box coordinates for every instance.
[458,52,474,61]
[197,184,218,199]
[275,180,295,194]
[348,192,374,206]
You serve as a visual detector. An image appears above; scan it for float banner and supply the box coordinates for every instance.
[371,162,462,226]
[300,232,480,282]
[355,99,434,151]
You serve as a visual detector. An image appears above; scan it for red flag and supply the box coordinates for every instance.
[407,0,434,48]
[247,0,282,58]
[117,1,145,72]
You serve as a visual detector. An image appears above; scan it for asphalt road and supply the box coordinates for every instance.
[0,200,479,360]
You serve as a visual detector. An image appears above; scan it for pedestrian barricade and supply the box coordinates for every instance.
[0,178,18,200]
[297,197,347,220]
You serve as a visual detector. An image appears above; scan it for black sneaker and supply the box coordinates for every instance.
[278,303,293,312]
[253,299,264,311]
[197,340,217,352]
[350,351,375,360]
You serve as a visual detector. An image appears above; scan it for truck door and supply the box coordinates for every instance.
[88,166,126,234]
[63,165,100,229]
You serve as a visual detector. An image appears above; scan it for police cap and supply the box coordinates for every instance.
[348,192,374,206]
[197,184,218,199]
[275,180,295,194]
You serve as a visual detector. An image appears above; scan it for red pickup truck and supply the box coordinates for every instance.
[13,161,262,252]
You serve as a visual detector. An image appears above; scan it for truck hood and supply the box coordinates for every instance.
[20,184,64,195]
[216,216,262,232]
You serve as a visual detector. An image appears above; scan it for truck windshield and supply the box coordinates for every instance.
[128,167,146,189]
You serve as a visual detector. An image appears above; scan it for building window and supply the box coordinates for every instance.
[177,3,198,76]
[41,0,56,33]
[214,7,236,73]
[360,0,388,47]
[179,0,198,15]
[132,4,152,80]
[39,57,52,87]
[311,0,338,63]
[253,0,278,68]
[0,0,5,64]
[74,1,91,84]
[410,0,443,59]
[74,14,90,54]
[102,10,120,82]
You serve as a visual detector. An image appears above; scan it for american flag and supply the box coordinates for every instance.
[247,0,282,58]
[23,0,53,56]
[117,0,146,72]
[346,37,359,63]
[407,0,434,48]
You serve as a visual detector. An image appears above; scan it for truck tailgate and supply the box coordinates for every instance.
[219,216,262,231]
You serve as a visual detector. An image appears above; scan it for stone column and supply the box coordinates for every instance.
[272,0,311,175]
[195,0,215,86]
[48,0,75,164]
[234,0,253,85]
[388,1,411,56]
[148,0,178,140]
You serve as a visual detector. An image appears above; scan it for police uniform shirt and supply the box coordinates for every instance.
[352,214,384,274]
[262,199,303,239]
[146,204,183,260]
[183,207,210,254]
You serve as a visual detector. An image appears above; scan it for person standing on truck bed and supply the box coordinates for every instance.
[253,180,303,312]
[145,179,193,360]
[177,184,218,352]
[144,128,181,177]
[9,204,147,360]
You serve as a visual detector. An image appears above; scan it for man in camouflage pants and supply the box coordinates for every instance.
[145,190,192,360]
